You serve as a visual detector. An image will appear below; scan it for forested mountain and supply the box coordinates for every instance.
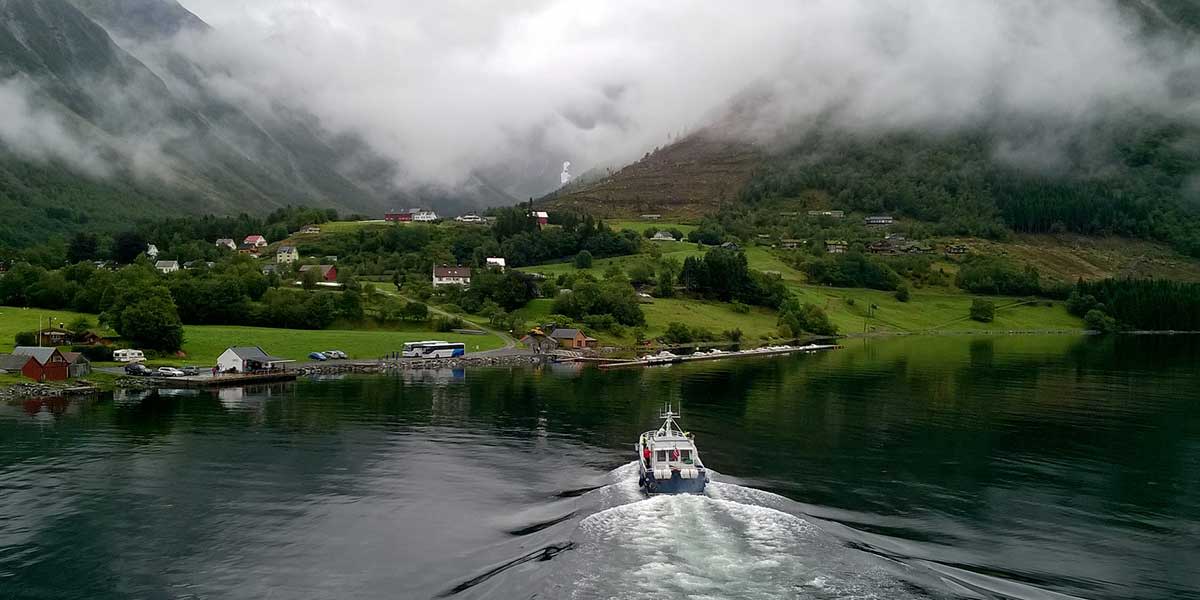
[545,0,1200,257]
[0,0,515,248]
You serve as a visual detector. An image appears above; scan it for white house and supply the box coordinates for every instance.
[433,266,472,287]
[455,214,485,224]
[486,257,507,271]
[300,225,321,234]
[651,231,677,242]
[276,245,299,264]
[154,260,180,274]
[146,244,159,259]
[215,238,236,250]
[412,210,439,222]
[244,235,268,248]
[217,346,293,374]
[864,215,895,226]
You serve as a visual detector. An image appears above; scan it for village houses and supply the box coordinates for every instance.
[276,246,300,264]
[299,264,338,282]
[155,260,180,274]
[864,215,895,227]
[549,328,598,350]
[146,244,159,259]
[651,231,677,242]
[215,238,236,251]
[455,214,485,224]
[432,266,472,287]
[300,225,321,234]
[244,235,268,248]
[825,240,849,254]
[486,257,507,271]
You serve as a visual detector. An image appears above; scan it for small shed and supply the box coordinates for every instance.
[61,352,91,378]
[11,347,70,381]
[549,328,597,350]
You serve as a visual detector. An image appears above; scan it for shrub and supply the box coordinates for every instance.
[723,328,744,342]
[434,316,465,332]
[1084,309,1117,333]
[970,299,995,323]
[574,250,594,269]
[72,345,113,362]
[14,331,36,346]
[895,285,911,302]
[730,301,750,314]
[662,322,695,344]
[777,299,837,336]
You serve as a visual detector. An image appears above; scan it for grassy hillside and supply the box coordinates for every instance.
[541,132,762,219]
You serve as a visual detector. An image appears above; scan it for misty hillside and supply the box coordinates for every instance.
[545,0,1200,257]
[0,0,514,247]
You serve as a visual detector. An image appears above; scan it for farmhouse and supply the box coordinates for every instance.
[385,210,414,222]
[300,225,321,234]
[945,244,970,255]
[825,240,849,254]
[238,242,260,256]
[146,244,159,259]
[215,238,237,250]
[867,240,899,255]
[864,215,895,227]
[486,257,507,271]
[33,327,73,346]
[549,328,597,350]
[651,231,677,242]
[11,347,70,382]
[299,264,338,282]
[433,266,472,287]
[276,246,300,264]
[808,210,845,219]
[531,211,549,226]
[217,346,293,374]
[244,235,268,247]
[455,214,485,224]
[640,214,662,220]
[780,239,807,249]
[412,210,439,222]
[155,260,180,274]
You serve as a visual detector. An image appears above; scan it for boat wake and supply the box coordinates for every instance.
[443,462,1080,600]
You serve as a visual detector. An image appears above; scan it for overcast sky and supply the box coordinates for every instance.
[159,1,1200,192]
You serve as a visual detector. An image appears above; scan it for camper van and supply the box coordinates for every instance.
[113,349,146,363]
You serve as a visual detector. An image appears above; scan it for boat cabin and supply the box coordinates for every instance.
[640,409,703,481]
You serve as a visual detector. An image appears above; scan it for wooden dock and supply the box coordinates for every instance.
[597,344,841,370]
[146,371,299,388]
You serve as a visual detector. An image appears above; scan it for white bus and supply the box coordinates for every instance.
[113,349,145,363]
[401,341,466,359]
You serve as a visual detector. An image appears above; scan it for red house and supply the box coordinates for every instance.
[385,211,413,222]
[11,347,70,382]
[300,264,338,282]
[531,211,549,226]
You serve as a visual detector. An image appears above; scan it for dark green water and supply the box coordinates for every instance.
[1,335,1197,599]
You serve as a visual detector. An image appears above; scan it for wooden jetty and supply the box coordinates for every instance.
[597,344,841,370]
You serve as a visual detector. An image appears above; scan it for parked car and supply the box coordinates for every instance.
[324,350,347,359]
[181,366,200,376]
[308,352,328,361]
[124,363,152,376]
[157,367,185,377]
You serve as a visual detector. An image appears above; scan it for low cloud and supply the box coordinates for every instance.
[0,78,112,177]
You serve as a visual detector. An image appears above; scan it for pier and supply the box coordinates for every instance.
[597,343,841,370]
[145,371,299,388]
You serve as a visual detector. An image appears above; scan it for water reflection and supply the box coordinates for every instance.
[0,335,1196,599]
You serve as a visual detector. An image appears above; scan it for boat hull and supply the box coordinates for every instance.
[638,467,707,495]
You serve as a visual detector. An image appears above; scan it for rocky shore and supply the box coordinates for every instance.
[0,381,97,402]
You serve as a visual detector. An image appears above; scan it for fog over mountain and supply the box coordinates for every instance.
[0,0,1197,240]
[174,0,1200,193]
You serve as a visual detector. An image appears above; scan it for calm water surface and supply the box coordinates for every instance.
[1,335,1197,599]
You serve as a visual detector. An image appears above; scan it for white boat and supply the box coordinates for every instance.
[636,406,708,494]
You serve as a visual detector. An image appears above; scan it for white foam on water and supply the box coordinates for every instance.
[559,487,929,600]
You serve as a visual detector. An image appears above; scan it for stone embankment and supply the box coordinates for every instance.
[299,353,550,375]
[1,381,97,402]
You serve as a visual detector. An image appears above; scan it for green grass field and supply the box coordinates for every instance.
[0,306,505,366]
[318,220,392,234]
[519,242,1084,341]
